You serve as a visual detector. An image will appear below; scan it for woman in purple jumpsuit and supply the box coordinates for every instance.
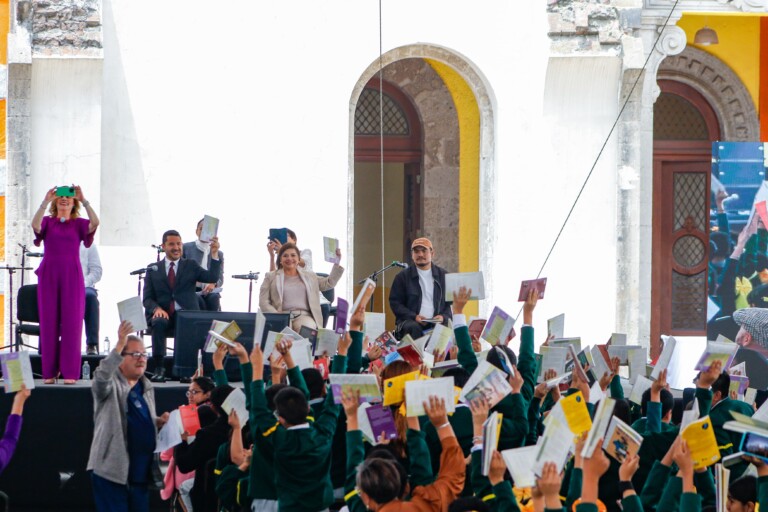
[31,186,99,384]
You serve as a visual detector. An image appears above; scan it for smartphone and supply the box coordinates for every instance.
[56,186,75,197]
[269,228,288,245]
[741,432,768,462]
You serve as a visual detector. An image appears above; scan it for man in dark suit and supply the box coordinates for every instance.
[143,229,221,382]
[182,218,225,311]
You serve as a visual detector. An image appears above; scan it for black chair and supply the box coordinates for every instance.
[15,284,40,350]
[316,273,337,328]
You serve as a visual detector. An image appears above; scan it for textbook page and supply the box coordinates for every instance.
[117,296,147,332]
[547,314,565,339]
[221,388,249,425]
[444,272,485,300]
[405,377,456,417]
[329,374,382,404]
[323,237,341,264]
[199,215,219,243]
[0,351,34,392]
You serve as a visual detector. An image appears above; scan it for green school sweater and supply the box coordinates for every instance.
[245,361,313,501]
[469,449,521,512]
[759,475,768,509]
[250,354,346,512]
[454,323,533,449]
[215,464,249,511]
[709,397,754,479]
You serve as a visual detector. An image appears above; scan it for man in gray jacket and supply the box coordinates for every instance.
[87,320,169,511]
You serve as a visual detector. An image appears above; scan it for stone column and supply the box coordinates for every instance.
[5,0,33,347]
[614,19,686,352]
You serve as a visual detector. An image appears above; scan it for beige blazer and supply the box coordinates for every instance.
[259,264,344,327]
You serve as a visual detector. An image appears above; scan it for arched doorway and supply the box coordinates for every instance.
[348,45,495,328]
[650,46,760,355]
[651,80,720,351]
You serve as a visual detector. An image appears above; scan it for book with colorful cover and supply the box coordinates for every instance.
[682,416,721,469]
[334,298,349,335]
[179,404,201,436]
[383,371,420,406]
[352,279,376,313]
[329,374,383,404]
[602,416,643,463]
[375,331,399,354]
[480,306,515,346]
[518,278,547,301]
[0,351,34,392]
[396,335,425,367]
[459,361,512,408]
[204,320,242,352]
[695,336,738,371]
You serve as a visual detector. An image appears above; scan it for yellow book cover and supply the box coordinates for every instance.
[682,416,721,469]
[560,391,593,435]
[383,371,420,406]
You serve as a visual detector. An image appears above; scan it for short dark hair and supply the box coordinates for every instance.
[274,386,309,426]
[197,218,204,228]
[193,376,215,394]
[486,345,517,375]
[286,229,297,241]
[356,458,402,505]
[266,383,288,411]
[301,368,325,399]
[729,475,757,504]
[162,230,181,244]
[365,448,408,497]
[711,371,730,398]
[612,398,632,425]
[276,242,299,270]
[209,385,234,416]
[640,388,674,418]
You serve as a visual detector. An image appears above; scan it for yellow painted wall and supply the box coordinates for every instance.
[425,59,480,318]
[677,13,767,111]
[0,0,8,66]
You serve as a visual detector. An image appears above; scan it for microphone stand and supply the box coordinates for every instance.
[357,262,402,312]
[232,272,260,312]
[0,264,34,352]
[18,243,28,288]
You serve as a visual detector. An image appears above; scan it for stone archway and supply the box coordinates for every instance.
[347,44,497,313]
[658,46,759,141]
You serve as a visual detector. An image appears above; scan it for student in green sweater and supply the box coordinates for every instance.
[249,332,351,512]
[452,287,536,450]
[708,370,754,478]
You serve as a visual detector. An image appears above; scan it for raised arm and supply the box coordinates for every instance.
[32,188,55,233]
[518,289,538,402]
[452,287,478,374]
[74,186,99,233]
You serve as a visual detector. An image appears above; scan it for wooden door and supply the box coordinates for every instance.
[651,160,711,352]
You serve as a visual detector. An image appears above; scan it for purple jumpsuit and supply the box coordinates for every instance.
[33,216,95,379]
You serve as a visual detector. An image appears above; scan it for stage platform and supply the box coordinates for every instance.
[0,379,206,510]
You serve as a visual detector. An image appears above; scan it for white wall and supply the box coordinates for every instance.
[25,0,629,349]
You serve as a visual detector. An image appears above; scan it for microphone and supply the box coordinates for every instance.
[130,265,158,276]
[391,261,409,269]
[25,252,43,258]
[232,273,260,280]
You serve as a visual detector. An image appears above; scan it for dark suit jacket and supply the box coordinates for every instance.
[143,257,221,320]
[182,241,224,288]
[388,264,452,325]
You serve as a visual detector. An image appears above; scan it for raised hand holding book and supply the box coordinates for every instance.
[518,278,547,301]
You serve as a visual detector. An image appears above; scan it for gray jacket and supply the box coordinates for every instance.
[86,350,158,485]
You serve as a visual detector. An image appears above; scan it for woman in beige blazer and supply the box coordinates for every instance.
[259,242,344,331]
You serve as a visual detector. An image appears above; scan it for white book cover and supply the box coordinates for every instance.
[404,377,456,417]
[117,295,148,332]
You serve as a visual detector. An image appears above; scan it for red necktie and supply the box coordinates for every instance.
[168,262,176,315]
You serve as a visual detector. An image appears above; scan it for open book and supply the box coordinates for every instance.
[482,411,503,476]
[205,320,242,352]
[460,361,512,408]
[404,377,456,417]
[581,398,615,458]
[695,336,738,371]
[329,374,383,404]
[0,351,35,392]
[602,416,643,463]
[480,306,515,346]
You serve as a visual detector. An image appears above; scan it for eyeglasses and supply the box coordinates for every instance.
[122,352,149,359]
[186,390,203,397]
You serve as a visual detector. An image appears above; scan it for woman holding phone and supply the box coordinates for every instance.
[31,185,99,384]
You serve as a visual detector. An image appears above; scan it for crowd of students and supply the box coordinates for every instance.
[149,286,768,512]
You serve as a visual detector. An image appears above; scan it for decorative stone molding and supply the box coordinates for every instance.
[547,0,645,55]
[656,25,687,57]
[32,0,102,57]
[644,0,767,14]
[658,46,759,141]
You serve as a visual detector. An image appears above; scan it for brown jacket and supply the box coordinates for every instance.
[380,435,466,512]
